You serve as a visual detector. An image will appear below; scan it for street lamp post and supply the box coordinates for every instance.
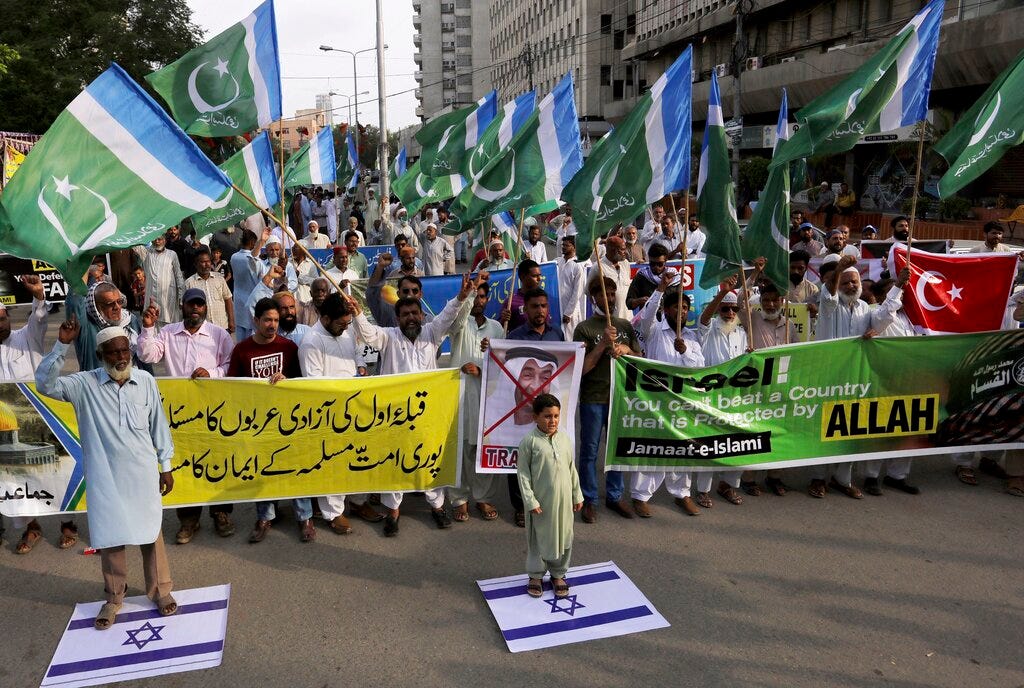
[320,43,387,168]
[327,90,370,131]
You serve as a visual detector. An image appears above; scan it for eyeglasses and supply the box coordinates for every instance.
[720,306,738,313]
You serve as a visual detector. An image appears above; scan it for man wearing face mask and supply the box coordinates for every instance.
[134,235,184,328]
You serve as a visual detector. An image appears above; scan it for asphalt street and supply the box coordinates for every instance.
[2,457,1023,688]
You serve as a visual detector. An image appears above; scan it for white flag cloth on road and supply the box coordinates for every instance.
[41,585,230,688]
[477,561,669,652]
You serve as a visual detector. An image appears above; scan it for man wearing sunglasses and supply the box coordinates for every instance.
[695,278,749,509]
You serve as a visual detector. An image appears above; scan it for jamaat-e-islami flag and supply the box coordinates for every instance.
[0,63,231,292]
[145,0,282,136]
[283,126,336,189]
[416,91,498,179]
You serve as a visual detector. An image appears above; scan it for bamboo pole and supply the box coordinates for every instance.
[277,119,287,242]
[593,238,613,328]
[502,208,528,334]
[668,192,688,337]
[904,121,927,270]
[738,267,756,351]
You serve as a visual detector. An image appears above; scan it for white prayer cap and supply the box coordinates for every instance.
[425,222,437,231]
[842,266,860,276]
[523,217,539,227]
[821,253,840,266]
[721,291,739,305]
[265,237,282,247]
[307,220,319,229]
[96,326,129,347]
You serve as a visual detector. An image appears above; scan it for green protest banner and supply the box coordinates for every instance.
[606,331,1024,471]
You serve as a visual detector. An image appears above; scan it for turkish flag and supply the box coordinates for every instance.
[891,244,1018,334]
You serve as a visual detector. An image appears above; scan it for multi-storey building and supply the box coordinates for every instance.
[412,0,492,121]
[314,94,334,127]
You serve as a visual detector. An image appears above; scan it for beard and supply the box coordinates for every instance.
[104,361,132,382]
[279,314,297,333]
[184,313,205,330]
[717,318,739,335]
[401,321,422,339]
[762,309,782,321]
[789,273,804,286]
[839,287,863,306]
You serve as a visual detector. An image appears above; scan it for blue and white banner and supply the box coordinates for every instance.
[478,561,669,653]
[42,585,230,687]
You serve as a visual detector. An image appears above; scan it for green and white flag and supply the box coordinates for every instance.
[190,131,280,237]
[445,73,583,233]
[416,91,497,178]
[934,48,1024,198]
[697,72,743,289]
[282,127,336,189]
[771,0,944,168]
[145,0,282,136]
[0,64,231,290]
[393,159,465,217]
[741,90,791,292]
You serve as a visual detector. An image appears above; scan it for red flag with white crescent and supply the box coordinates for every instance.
[890,244,1018,334]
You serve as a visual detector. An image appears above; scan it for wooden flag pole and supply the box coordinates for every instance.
[277,120,287,238]
[668,192,688,338]
[738,267,756,351]
[904,121,927,270]
[593,238,613,328]
[230,182,345,295]
[502,208,528,335]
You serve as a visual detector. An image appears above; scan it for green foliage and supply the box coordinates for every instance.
[739,156,770,194]
[0,0,203,133]
[938,196,972,222]
[0,44,18,79]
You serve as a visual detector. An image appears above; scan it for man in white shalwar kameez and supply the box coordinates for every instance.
[556,236,587,341]
[135,235,184,328]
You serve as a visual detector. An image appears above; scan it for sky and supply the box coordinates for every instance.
[185,0,420,131]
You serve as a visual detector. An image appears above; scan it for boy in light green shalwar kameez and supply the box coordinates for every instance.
[517,394,584,598]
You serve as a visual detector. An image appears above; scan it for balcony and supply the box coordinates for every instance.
[413,15,421,29]
[415,106,425,118]
[414,70,423,81]
[441,23,455,32]
[413,33,421,46]
[414,88,422,99]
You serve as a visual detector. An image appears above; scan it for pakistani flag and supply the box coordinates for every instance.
[697,71,743,289]
[389,146,407,186]
[446,73,583,233]
[0,64,231,290]
[336,133,359,191]
[417,90,497,178]
[283,127,336,189]
[491,211,520,259]
[393,159,466,217]
[741,90,791,291]
[561,47,693,260]
[190,131,280,237]
[771,0,943,167]
[145,0,282,137]
[934,49,1024,197]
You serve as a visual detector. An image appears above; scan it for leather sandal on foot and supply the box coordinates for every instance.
[452,503,469,522]
[695,492,713,508]
[954,465,978,485]
[740,481,762,497]
[527,578,543,598]
[94,601,122,630]
[15,524,42,554]
[476,502,498,520]
[157,596,178,617]
[717,482,744,505]
[58,521,78,549]
[552,578,570,598]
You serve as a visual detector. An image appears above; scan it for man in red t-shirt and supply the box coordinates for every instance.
[228,297,310,543]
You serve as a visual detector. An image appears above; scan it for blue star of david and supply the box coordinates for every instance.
[544,594,585,616]
[122,621,165,650]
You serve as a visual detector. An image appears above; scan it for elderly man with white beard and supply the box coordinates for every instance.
[810,255,877,499]
[694,278,749,509]
[630,270,705,517]
[861,269,921,497]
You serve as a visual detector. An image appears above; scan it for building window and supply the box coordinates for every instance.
[456,15,470,28]
[600,64,611,85]
[600,14,612,34]
[614,30,624,49]
[613,79,624,100]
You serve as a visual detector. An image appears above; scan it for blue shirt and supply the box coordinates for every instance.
[507,323,564,342]
[36,342,174,548]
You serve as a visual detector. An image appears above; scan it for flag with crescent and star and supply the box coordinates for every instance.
[696,71,744,289]
[741,89,791,292]
[282,127,336,189]
[145,0,282,136]
[445,72,583,233]
[934,48,1024,198]
[189,131,280,237]
[0,63,231,293]
[392,159,466,217]
[416,90,497,179]
[890,244,1019,334]
[560,46,693,261]
[389,145,407,187]
[770,0,943,169]
[335,132,359,191]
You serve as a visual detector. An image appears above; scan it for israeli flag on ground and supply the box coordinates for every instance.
[879,0,944,131]
[644,45,693,201]
[41,585,230,687]
[478,562,669,653]
[538,72,584,202]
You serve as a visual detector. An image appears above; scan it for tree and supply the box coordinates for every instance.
[0,0,203,133]
[0,44,17,79]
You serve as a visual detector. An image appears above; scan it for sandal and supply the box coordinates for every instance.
[695,492,713,509]
[1006,479,1024,498]
[15,523,42,555]
[58,521,78,549]
[717,482,743,505]
[954,465,978,486]
[740,481,762,497]
[526,578,543,598]
[452,503,469,522]
[476,502,498,521]
[94,601,122,630]
[765,476,787,496]
[552,578,570,598]
[157,596,178,617]
[808,479,827,499]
